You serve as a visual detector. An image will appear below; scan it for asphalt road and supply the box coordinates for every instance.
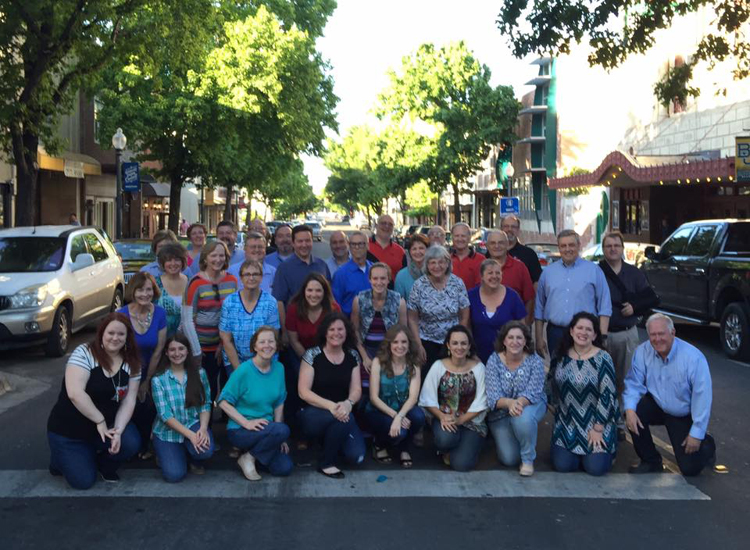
[0,225,748,549]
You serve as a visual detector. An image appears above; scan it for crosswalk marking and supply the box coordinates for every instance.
[0,469,710,500]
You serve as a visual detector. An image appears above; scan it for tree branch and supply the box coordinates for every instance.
[9,0,41,37]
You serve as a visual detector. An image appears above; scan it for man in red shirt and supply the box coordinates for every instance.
[486,229,535,324]
[450,223,485,291]
[367,214,405,285]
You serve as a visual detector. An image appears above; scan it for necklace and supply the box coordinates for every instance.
[133,307,152,330]
[110,362,123,403]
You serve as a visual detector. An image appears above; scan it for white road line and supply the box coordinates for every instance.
[0,469,709,501]
[729,359,750,368]
[624,432,681,474]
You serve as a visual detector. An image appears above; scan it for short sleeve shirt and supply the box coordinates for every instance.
[219,291,280,365]
[285,302,341,350]
[407,274,470,343]
[303,347,360,403]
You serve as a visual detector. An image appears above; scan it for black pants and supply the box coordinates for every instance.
[421,340,444,380]
[629,393,716,476]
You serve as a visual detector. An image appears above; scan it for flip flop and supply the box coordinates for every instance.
[372,445,392,464]
[400,453,413,469]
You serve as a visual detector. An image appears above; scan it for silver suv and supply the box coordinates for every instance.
[0,226,124,356]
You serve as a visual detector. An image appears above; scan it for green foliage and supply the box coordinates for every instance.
[497,0,750,101]
[270,160,320,219]
[405,181,437,210]
[653,62,701,108]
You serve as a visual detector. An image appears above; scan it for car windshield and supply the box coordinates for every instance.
[114,242,154,261]
[0,237,67,273]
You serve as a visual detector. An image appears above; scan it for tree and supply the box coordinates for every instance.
[497,0,750,107]
[0,0,175,227]
[377,42,520,222]
[271,160,320,220]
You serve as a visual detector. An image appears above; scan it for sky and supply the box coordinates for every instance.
[302,0,536,193]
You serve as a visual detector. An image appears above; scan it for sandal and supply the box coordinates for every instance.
[138,450,154,461]
[400,452,413,469]
[372,445,392,464]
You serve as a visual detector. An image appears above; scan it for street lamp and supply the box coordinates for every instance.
[112,128,127,239]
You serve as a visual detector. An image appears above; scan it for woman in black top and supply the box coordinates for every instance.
[298,312,365,478]
[47,312,142,489]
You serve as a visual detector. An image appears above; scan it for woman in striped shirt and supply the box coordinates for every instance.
[182,241,238,403]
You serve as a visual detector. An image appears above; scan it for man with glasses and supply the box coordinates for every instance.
[228,231,276,292]
[501,215,542,288]
[427,225,446,247]
[332,231,371,316]
[326,231,351,277]
[367,214,405,285]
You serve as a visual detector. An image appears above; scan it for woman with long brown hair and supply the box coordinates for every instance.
[150,333,214,482]
[363,324,425,468]
[46,312,142,489]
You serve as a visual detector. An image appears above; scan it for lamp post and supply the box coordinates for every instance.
[112,128,127,239]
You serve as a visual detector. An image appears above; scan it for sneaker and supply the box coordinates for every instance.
[628,461,664,474]
[519,463,534,477]
[99,471,120,483]
[237,453,261,481]
[189,463,206,475]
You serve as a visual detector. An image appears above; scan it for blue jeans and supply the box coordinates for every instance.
[551,444,613,476]
[226,422,293,476]
[431,422,485,472]
[47,423,141,490]
[299,406,365,469]
[153,423,215,483]
[488,400,547,466]
[364,407,426,453]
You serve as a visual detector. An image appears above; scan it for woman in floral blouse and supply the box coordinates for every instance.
[407,245,470,375]
[485,321,546,477]
[419,325,487,472]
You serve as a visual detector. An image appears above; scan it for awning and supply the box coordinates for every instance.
[142,182,171,197]
[37,147,102,177]
[548,150,735,189]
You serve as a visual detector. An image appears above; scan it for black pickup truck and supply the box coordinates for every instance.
[642,219,750,360]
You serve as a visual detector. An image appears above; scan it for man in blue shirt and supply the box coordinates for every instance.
[332,231,371,316]
[623,313,716,476]
[217,220,245,266]
[265,224,294,268]
[140,229,178,277]
[534,229,612,359]
[325,230,351,276]
[272,224,330,308]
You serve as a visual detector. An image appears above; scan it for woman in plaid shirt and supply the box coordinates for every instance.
[151,333,215,482]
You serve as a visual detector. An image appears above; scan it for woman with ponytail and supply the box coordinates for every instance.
[150,333,215,482]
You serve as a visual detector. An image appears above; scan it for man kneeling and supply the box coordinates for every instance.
[623,313,716,476]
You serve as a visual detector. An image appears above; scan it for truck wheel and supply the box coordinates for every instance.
[720,303,750,361]
[45,306,71,358]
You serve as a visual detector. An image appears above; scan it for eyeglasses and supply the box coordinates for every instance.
[241,272,262,278]
[350,242,367,248]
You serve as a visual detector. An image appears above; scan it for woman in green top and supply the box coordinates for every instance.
[218,327,291,481]
[364,324,425,468]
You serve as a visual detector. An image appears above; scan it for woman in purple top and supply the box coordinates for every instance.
[468,259,527,363]
[118,271,167,458]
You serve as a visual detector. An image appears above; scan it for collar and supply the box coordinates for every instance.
[294,253,313,265]
[650,338,680,364]
[561,257,582,268]
[451,247,476,259]
[166,368,187,385]
[347,258,370,270]
[370,234,393,248]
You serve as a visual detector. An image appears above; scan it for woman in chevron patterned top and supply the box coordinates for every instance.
[549,311,619,476]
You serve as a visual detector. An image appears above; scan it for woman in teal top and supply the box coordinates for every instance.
[394,234,429,301]
[364,324,425,468]
[218,326,291,481]
[151,333,214,483]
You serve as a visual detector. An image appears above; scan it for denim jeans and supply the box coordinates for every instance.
[299,406,365,469]
[152,423,215,483]
[226,422,293,476]
[364,407,426,453]
[551,444,613,476]
[431,422,485,472]
[47,423,141,490]
[488,400,547,466]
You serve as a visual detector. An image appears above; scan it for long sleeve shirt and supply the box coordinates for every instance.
[534,257,612,327]
[598,260,659,332]
[623,338,712,439]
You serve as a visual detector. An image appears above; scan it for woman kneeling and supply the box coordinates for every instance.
[218,327,292,481]
[151,333,215,482]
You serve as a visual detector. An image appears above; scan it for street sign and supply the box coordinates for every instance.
[500,196,520,214]
[736,136,750,183]
[122,162,140,192]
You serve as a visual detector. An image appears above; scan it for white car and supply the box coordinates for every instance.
[0,225,124,356]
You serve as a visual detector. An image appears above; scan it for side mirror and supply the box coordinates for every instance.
[71,253,95,271]
[644,246,657,260]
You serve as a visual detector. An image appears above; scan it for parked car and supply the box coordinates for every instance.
[114,239,154,284]
[642,219,750,360]
[582,241,658,268]
[396,225,421,246]
[0,226,124,356]
[266,220,286,235]
[306,221,323,241]
[525,242,561,267]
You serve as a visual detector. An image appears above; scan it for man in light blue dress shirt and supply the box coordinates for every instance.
[265,224,294,268]
[623,313,716,476]
[534,229,612,359]
[227,231,275,292]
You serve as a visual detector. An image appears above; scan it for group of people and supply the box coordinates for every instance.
[45,215,717,489]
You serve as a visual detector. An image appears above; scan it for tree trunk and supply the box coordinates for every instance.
[223,183,234,223]
[168,174,183,234]
[451,182,461,225]
[12,128,40,227]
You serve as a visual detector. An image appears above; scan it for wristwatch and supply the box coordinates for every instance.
[347,399,355,408]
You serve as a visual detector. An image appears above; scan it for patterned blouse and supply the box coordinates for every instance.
[356,289,402,343]
[407,274,469,344]
[419,360,488,436]
[551,350,619,455]
[485,352,546,423]
[155,275,183,338]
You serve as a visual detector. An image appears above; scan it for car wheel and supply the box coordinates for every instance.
[720,303,750,361]
[110,288,123,312]
[45,306,71,357]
